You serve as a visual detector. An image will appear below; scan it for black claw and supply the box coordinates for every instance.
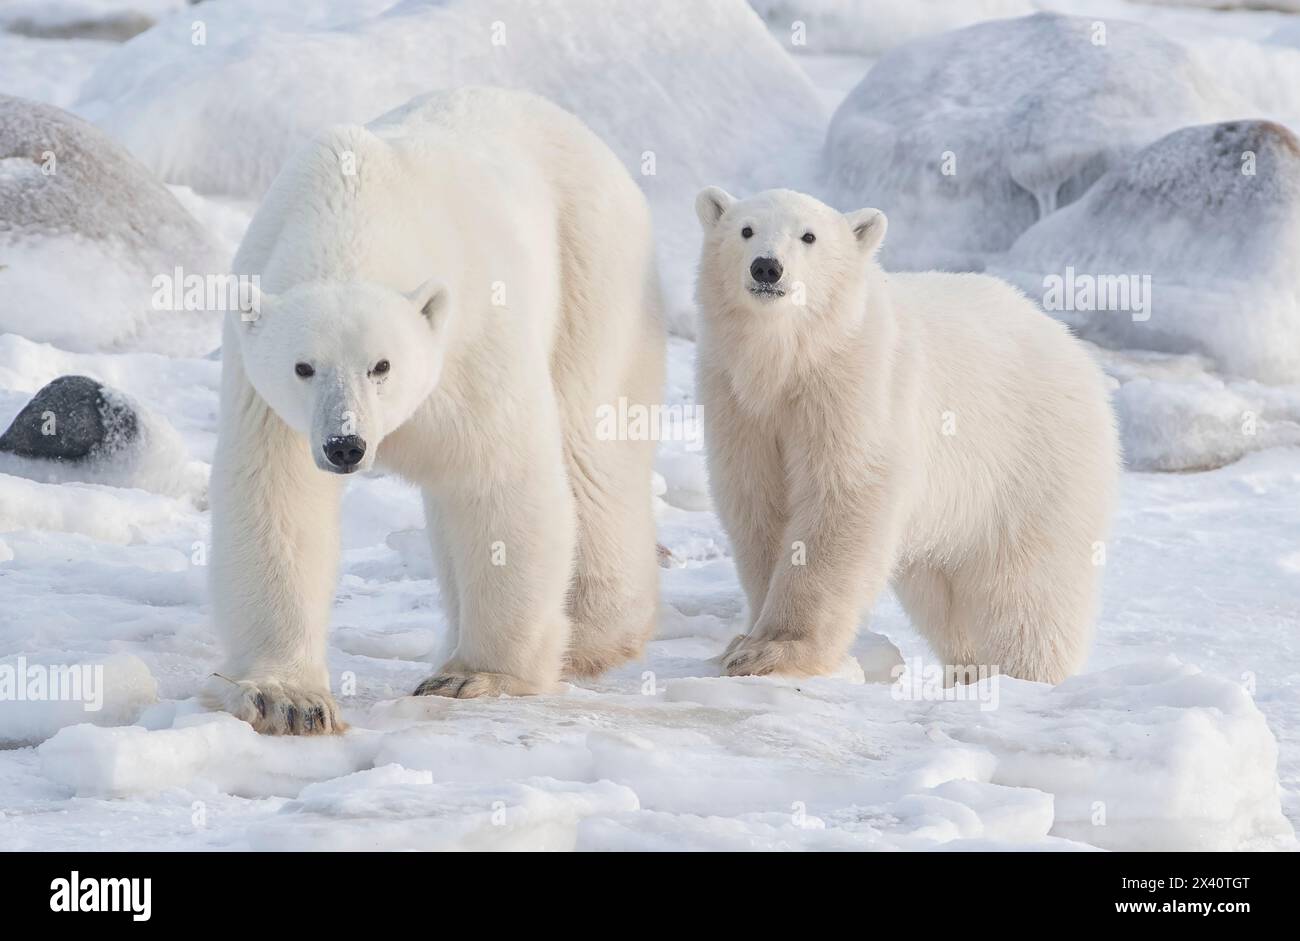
[284,704,299,731]
[451,678,470,698]
[311,705,327,731]
[254,692,267,719]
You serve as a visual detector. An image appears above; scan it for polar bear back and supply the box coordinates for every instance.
[232,86,656,376]
[888,270,1118,560]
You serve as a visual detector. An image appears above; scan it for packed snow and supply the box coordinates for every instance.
[0,0,1298,852]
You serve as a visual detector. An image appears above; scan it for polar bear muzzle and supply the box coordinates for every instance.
[322,433,366,472]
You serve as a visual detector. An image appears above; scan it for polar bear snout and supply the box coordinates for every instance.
[322,434,367,472]
[749,257,783,284]
[747,255,786,298]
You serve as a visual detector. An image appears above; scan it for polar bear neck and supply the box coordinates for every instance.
[704,271,895,417]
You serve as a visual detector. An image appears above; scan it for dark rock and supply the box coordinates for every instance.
[0,375,139,463]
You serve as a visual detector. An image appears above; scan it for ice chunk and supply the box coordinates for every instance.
[946,658,1294,850]
[0,654,156,747]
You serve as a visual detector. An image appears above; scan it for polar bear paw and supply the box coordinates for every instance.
[718,633,825,678]
[204,674,346,736]
[412,669,538,699]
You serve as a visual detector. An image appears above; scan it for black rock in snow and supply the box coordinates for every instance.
[0,375,139,463]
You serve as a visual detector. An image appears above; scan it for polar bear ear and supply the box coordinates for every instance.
[695,186,736,230]
[406,278,451,334]
[847,208,888,256]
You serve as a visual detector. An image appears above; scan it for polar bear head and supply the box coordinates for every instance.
[694,187,886,318]
[235,279,450,474]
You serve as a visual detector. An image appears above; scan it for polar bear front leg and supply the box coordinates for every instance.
[722,462,901,679]
[413,446,576,699]
[700,365,789,630]
[203,380,346,735]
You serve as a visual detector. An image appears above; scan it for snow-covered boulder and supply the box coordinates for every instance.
[998,120,1300,384]
[822,13,1243,270]
[74,0,825,334]
[0,95,224,354]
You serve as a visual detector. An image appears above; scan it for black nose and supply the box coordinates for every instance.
[323,434,366,469]
[750,257,783,284]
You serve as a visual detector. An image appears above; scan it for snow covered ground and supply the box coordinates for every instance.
[1,0,1298,851]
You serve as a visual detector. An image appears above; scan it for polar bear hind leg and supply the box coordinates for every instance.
[560,308,663,678]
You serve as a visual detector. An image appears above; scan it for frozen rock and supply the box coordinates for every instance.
[822,13,1243,270]
[998,120,1300,383]
[0,375,138,462]
[947,658,1294,850]
[37,712,381,798]
[0,94,224,354]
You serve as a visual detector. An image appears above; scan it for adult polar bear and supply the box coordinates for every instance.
[696,187,1118,684]
[205,88,665,734]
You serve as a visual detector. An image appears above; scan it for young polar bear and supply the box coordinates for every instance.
[203,87,665,734]
[695,187,1118,683]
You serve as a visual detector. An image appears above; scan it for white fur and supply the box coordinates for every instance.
[695,187,1119,683]
[205,88,665,733]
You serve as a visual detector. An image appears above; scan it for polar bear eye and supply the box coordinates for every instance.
[371,359,390,376]
[741,226,753,239]
[295,362,314,378]
[802,232,816,244]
